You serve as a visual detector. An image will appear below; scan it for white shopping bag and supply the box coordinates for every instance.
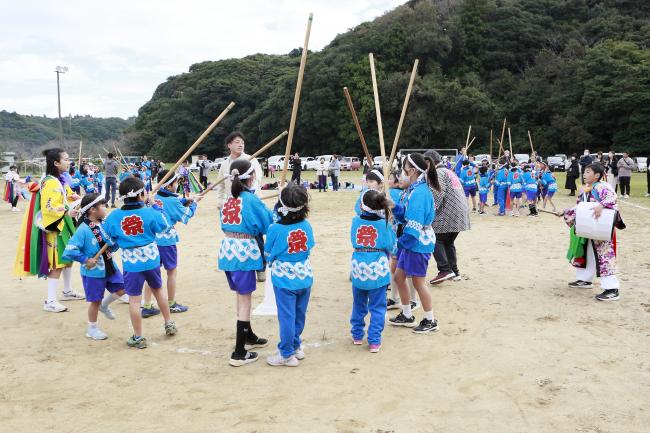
[252,267,277,316]
[575,202,616,241]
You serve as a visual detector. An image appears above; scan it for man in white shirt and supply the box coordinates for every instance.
[215,132,263,209]
[215,131,265,282]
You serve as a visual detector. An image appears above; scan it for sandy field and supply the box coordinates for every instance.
[1,174,649,433]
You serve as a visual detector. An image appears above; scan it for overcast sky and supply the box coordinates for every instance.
[0,0,404,119]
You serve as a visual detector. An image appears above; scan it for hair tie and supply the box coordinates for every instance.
[277,195,305,216]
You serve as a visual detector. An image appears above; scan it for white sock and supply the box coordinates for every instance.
[101,293,119,308]
[47,278,58,303]
[62,267,73,292]
[401,304,412,318]
[424,310,434,321]
[88,321,97,328]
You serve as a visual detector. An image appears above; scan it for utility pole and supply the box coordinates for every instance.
[54,66,68,146]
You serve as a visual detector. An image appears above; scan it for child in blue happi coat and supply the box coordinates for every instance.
[389,153,439,334]
[508,162,524,217]
[62,193,126,340]
[459,159,478,212]
[141,169,198,318]
[478,166,491,215]
[264,184,314,367]
[354,169,384,215]
[100,177,177,349]
[218,159,273,367]
[494,159,510,216]
[540,163,558,212]
[350,189,396,353]
[522,165,539,217]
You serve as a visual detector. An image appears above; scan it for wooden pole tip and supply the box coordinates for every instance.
[308,13,313,20]
[227,101,236,109]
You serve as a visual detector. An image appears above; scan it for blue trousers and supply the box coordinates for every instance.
[105,177,117,206]
[497,186,508,214]
[492,186,498,204]
[350,286,387,345]
[274,286,311,358]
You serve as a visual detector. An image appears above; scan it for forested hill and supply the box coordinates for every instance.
[0,110,133,156]
[129,0,650,160]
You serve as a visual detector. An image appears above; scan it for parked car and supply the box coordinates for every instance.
[546,156,566,172]
[267,155,286,171]
[341,156,360,171]
[513,153,530,163]
[300,157,318,170]
[635,157,647,172]
[473,154,491,165]
[372,156,385,170]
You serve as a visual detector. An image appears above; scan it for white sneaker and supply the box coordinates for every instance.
[295,346,305,360]
[119,294,129,304]
[11,207,19,212]
[266,353,299,367]
[452,275,462,281]
[99,304,116,320]
[61,290,85,301]
[43,300,67,313]
[86,326,108,340]
[646,193,650,197]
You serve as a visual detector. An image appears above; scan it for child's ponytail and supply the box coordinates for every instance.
[424,155,440,192]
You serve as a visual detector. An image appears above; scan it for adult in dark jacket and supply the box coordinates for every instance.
[565,155,579,196]
[291,153,302,184]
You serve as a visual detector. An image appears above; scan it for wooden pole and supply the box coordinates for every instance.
[388,59,419,169]
[151,101,235,196]
[280,13,313,185]
[260,192,279,201]
[369,53,388,191]
[343,87,373,168]
[78,140,83,168]
[466,137,476,152]
[508,127,514,159]
[463,125,472,155]
[499,118,507,159]
[528,130,535,154]
[198,130,288,198]
[91,244,109,263]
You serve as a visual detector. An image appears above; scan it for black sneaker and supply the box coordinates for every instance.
[229,351,259,367]
[410,300,420,311]
[568,280,592,289]
[245,336,269,350]
[595,289,619,302]
[386,299,400,310]
[412,318,439,334]
[389,312,416,328]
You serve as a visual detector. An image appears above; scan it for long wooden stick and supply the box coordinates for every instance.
[91,244,109,262]
[499,118,507,158]
[198,130,288,198]
[528,130,535,154]
[461,125,471,157]
[388,59,419,169]
[508,127,514,158]
[343,87,373,168]
[151,101,235,196]
[538,208,561,216]
[281,13,313,185]
[466,137,476,152]
[78,140,83,168]
[369,53,388,192]
[260,192,279,201]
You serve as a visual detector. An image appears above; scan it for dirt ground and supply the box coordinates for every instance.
[1,175,649,433]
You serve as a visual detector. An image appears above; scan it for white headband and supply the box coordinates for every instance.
[369,169,384,182]
[78,195,104,218]
[161,173,179,189]
[277,194,305,216]
[229,165,255,181]
[359,189,385,217]
[407,154,426,173]
[119,187,145,201]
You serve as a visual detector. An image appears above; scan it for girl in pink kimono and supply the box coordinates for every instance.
[561,163,621,301]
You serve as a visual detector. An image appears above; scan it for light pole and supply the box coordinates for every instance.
[54,66,68,145]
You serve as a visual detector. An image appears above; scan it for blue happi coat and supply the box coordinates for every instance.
[154,188,197,246]
[459,165,477,188]
[523,171,538,192]
[508,168,524,193]
[478,174,491,194]
[392,179,436,253]
[541,171,558,192]
[350,214,396,290]
[100,203,170,272]
[218,191,273,272]
[63,221,120,278]
[265,220,315,290]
